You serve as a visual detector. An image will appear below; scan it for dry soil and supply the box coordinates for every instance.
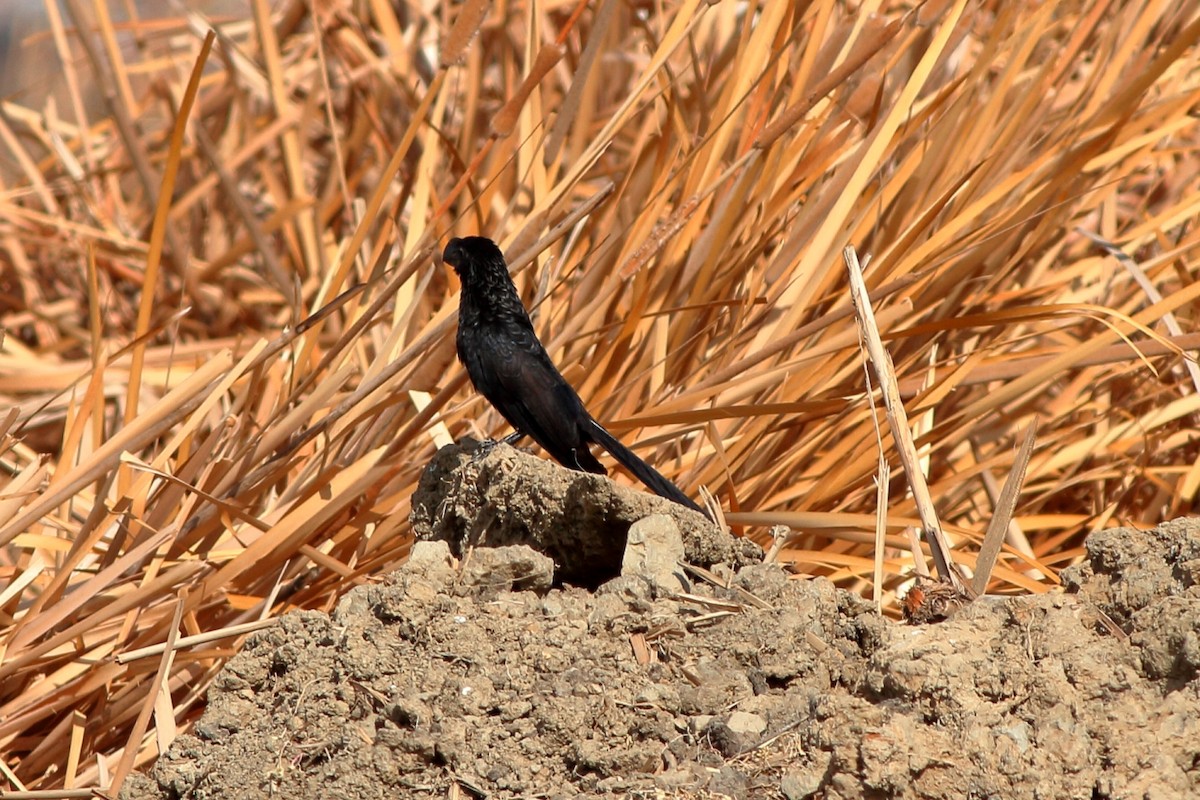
[121,446,1200,799]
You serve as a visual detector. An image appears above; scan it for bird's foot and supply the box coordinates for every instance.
[471,432,525,462]
[471,439,499,462]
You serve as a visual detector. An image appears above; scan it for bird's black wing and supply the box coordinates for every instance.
[467,320,606,474]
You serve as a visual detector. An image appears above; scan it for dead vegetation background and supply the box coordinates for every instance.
[0,0,1197,792]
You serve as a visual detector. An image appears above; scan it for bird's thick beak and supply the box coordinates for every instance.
[441,238,466,276]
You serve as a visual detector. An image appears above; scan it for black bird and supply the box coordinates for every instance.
[443,236,703,513]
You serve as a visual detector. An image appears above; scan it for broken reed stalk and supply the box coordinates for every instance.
[971,419,1039,596]
[843,245,967,592]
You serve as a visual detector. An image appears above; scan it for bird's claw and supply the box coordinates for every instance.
[471,438,499,462]
[471,432,525,463]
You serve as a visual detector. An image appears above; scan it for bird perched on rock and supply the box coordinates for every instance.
[443,236,702,513]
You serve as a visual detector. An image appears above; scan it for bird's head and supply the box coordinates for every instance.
[442,236,504,280]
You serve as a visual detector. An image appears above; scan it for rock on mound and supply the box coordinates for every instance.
[410,441,760,587]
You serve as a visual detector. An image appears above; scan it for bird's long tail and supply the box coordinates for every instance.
[586,419,704,514]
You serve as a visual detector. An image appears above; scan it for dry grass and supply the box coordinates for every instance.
[0,0,1198,791]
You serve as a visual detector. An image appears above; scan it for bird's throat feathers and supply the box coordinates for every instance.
[458,253,532,326]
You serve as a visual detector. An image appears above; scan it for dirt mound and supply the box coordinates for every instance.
[121,456,1200,799]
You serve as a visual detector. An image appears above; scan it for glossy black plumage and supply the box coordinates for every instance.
[444,236,701,513]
